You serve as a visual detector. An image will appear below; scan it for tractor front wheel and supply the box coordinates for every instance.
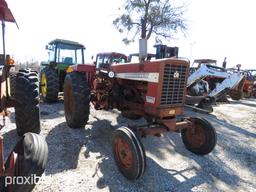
[3,133,48,192]
[229,90,243,100]
[112,127,146,180]
[15,69,40,136]
[181,117,216,155]
[40,67,59,102]
[64,72,90,128]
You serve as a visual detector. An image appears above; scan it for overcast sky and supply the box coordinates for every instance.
[3,0,256,69]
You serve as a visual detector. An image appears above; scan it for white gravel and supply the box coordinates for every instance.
[1,98,255,192]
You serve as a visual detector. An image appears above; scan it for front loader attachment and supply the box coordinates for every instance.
[209,72,245,99]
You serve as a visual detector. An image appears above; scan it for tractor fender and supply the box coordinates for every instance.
[67,64,96,74]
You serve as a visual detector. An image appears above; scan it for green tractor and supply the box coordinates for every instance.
[40,39,85,102]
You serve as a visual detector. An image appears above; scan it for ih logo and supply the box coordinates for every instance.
[173,71,180,79]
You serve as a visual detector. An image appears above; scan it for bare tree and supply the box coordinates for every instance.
[113,0,187,44]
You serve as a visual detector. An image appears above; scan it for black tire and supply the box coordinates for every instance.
[15,69,40,136]
[112,127,146,180]
[121,111,141,120]
[197,98,213,113]
[40,67,59,102]
[181,117,216,155]
[216,93,229,102]
[10,72,17,98]
[253,85,256,98]
[4,133,48,192]
[64,72,90,128]
[229,90,243,100]
[243,91,251,98]
[253,91,256,98]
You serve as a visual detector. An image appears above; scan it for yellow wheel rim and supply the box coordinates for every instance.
[41,73,47,97]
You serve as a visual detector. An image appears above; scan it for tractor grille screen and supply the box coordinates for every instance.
[161,64,187,105]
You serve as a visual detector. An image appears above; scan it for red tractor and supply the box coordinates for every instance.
[242,70,256,98]
[0,1,48,191]
[63,49,217,180]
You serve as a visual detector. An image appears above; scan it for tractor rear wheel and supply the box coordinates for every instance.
[40,67,59,102]
[15,69,40,136]
[112,127,146,180]
[64,72,90,128]
[181,117,216,155]
[4,132,48,192]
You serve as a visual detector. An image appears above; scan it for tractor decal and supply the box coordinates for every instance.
[115,72,159,83]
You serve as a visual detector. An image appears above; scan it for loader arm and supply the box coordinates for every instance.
[187,64,229,87]
[209,72,245,98]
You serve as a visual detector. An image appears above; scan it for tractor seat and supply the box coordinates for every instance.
[63,57,73,64]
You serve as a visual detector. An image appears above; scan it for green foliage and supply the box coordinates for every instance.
[113,0,187,44]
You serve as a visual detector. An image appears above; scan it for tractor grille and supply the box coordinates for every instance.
[161,64,187,105]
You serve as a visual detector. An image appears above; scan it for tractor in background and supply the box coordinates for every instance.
[94,52,127,71]
[242,69,256,98]
[63,44,217,180]
[187,60,245,112]
[0,1,48,191]
[40,39,85,102]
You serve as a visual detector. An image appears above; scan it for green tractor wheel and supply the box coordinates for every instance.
[40,67,59,102]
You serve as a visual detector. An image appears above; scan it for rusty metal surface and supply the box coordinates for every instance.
[182,119,206,149]
[139,126,168,137]
[7,152,17,191]
[114,137,133,170]
[132,118,193,137]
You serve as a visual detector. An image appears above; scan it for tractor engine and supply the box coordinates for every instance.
[112,79,147,110]
[91,72,147,110]
[91,75,113,110]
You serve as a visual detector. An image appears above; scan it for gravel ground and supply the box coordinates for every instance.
[1,97,255,192]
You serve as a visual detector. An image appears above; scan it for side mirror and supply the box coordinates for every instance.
[45,45,49,50]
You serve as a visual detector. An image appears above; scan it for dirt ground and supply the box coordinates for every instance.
[1,97,256,192]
